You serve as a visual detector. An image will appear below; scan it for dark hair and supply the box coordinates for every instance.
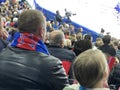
[101,28,105,33]
[74,39,92,56]
[118,44,120,50]
[18,10,45,34]
[84,34,92,41]
[99,45,116,56]
[102,35,111,45]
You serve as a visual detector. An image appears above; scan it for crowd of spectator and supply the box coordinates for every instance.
[0,0,120,90]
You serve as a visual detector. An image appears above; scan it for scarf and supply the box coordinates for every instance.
[10,32,49,55]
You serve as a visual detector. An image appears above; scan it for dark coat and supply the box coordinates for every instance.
[48,45,76,84]
[108,64,120,90]
[0,39,8,52]
[0,46,68,90]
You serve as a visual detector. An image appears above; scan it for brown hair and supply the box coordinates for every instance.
[73,49,107,88]
[95,38,103,47]
[18,9,45,34]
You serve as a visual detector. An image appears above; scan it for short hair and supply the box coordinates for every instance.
[102,35,111,44]
[83,34,92,41]
[101,28,105,33]
[64,39,71,47]
[95,38,103,47]
[49,30,65,45]
[18,9,45,34]
[74,39,92,56]
[99,45,116,56]
[118,43,120,50]
[76,33,82,41]
[73,49,108,88]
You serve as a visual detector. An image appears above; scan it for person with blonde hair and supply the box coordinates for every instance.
[0,15,8,39]
[64,49,110,90]
[0,15,9,52]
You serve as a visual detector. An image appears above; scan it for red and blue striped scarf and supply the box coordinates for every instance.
[10,32,49,55]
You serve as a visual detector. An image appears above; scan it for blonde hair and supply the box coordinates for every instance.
[0,15,8,39]
[73,49,108,88]
[64,39,71,47]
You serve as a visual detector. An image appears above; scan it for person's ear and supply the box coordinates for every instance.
[102,69,109,87]
[103,67,109,82]
[38,27,46,42]
[60,40,64,48]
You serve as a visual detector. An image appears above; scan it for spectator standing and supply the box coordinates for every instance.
[0,10,68,90]
[64,49,110,90]
[48,30,76,84]
[55,10,63,24]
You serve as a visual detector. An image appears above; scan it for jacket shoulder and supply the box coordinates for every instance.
[63,84,79,90]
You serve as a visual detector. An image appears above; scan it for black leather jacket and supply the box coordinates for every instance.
[0,46,68,90]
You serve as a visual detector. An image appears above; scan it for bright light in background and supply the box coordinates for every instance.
[28,0,120,39]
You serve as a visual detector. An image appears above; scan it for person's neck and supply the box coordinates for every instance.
[93,80,103,88]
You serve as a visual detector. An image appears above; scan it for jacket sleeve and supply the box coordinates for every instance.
[48,57,69,90]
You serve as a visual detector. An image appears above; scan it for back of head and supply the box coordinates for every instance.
[102,35,111,45]
[83,34,92,41]
[99,45,116,57]
[76,33,82,41]
[101,28,105,33]
[74,39,92,56]
[56,10,59,14]
[18,9,45,34]
[73,49,108,88]
[49,30,65,47]
[64,39,71,48]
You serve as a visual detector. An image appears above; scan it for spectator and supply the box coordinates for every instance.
[64,49,110,90]
[48,30,76,84]
[99,35,116,57]
[64,38,72,50]
[116,43,120,60]
[108,64,120,89]
[52,21,59,30]
[46,21,52,32]
[74,39,92,56]
[83,34,92,41]
[98,28,105,38]
[55,10,63,24]
[0,15,9,39]
[95,38,104,48]
[76,27,83,41]
[0,10,68,90]
[99,35,116,71]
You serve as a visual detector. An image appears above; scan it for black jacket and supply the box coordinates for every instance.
[48,45,76,84]
[0,39,8,52]
[0,46,68,90]
[108,64,120,89]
